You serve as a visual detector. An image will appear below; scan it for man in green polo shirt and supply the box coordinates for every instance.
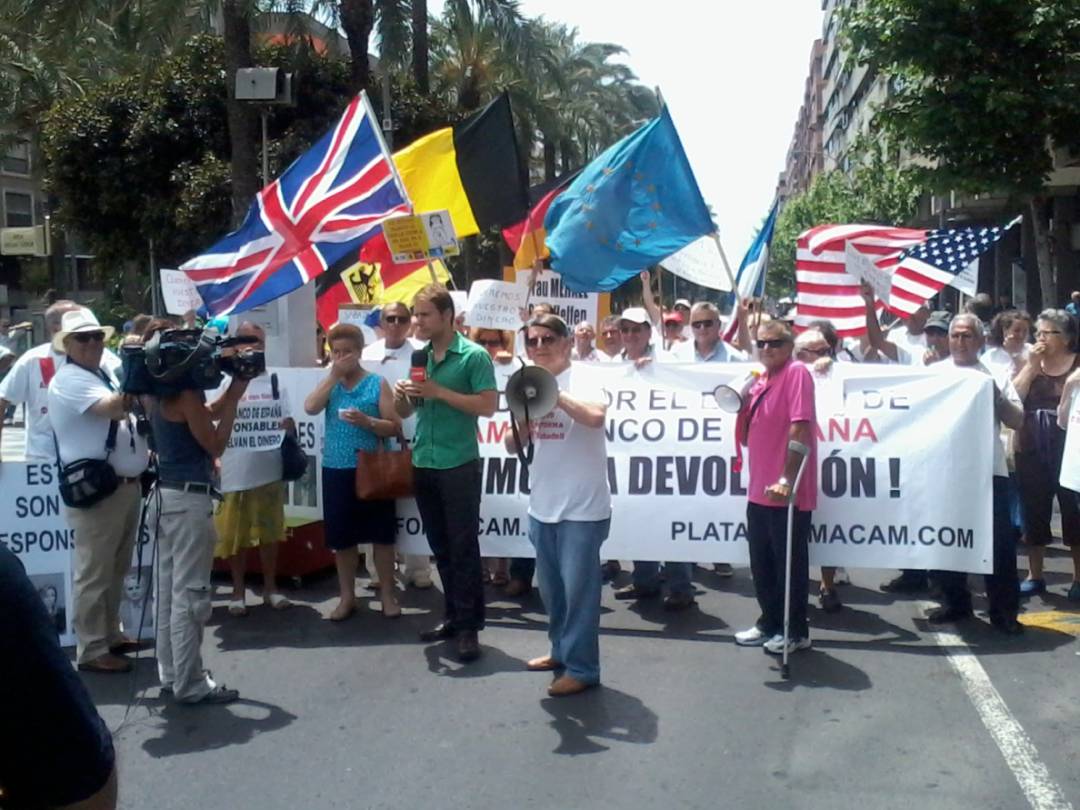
[394,284,497,662]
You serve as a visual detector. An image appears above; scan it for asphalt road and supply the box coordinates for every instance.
[83,552,1080,810]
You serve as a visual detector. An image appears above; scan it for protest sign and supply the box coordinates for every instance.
[660,235,733,291]
[514,269,600,327]
[271,363,993,573]
[160,268,205,316]
[383,210,460,263]
[450,290,469,318]
[465,280,529,331]
[845,242,892,302]
[1061,386,1080,492]
[0,462,154,646]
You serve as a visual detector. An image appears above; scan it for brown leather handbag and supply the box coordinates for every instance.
[355,430,414,500]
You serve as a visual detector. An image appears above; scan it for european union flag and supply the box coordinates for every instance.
[543,106,714,292]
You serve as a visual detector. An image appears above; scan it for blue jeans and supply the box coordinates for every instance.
[528,516,610,685]
[631,561,693,596]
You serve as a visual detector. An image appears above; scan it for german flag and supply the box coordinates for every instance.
[315,233,450,330]
[393,92,529,236]
[501,170,580,270]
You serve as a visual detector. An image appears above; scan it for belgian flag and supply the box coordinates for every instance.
[393,92,530,236]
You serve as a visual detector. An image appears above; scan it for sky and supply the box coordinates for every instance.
[431,0,825,262]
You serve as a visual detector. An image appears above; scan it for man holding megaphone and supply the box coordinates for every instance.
[505,314,612,697]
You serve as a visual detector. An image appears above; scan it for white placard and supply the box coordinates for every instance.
[450,291,469,318]
[515,269,598,327]
[660,235,733,292]
[226,386,286,451]
[1061,386,1080,493]
[161,269,205,316]
[845,242,893,303]
[464,280,529,331]
[420,210,459,258]
[952,258,979,297]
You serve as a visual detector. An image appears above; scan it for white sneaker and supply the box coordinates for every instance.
[763,635,812,655]
[734,626,769,646]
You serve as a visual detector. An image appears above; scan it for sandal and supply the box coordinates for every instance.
[263,593,292,610]
[327,601,355,622]
[228,600,248,617]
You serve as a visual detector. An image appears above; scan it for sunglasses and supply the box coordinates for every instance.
[71,331,105,344]
[797,346,830,357]
[525,335,559,348]
[756,338,790,350]
[620,325,646,335]
[691,319,716,330]
[477,338,504,348]
[384,315,410,325]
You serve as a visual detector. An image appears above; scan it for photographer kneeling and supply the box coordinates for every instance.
[142,320,249,705]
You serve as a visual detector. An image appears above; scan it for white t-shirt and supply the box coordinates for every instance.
[671,339,748,363]
[889,326,928,367]
[982,345,1029,379]
[47,363,149,477]
[217,374,294,493]
[526,367,611,523]
[0,343,121,460]
[362,337,424,442]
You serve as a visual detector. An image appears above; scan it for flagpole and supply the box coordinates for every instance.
[710,231,739,293]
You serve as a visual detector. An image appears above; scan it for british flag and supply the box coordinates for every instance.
[181,92,410,316]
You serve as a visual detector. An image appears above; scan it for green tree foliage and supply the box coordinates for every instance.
[768,145,922,299]
[844,0,1080,306]
[40,35,457,309]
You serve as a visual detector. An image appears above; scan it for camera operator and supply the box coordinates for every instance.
[142,319,248,705]
[47,308,150,674]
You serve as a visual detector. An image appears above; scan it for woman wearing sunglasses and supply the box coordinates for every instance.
[506,314,611,696]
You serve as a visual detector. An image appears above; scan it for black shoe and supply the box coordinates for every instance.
[180,684,239,706]
[614,584,660,601]
[990,616,1024,635]
[600,561,622,581]
[818,589,843,613]
[419,622,458,642]
[926,605,974,624]
[662,592,696,611]
[457,631,480,662]
[880,573,928,594]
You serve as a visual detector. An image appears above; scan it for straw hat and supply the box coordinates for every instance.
[52,308,115,353]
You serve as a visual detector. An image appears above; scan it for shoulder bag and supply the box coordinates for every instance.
[356,427,413,500]
[55,419,120,510]
[271,373,308,481]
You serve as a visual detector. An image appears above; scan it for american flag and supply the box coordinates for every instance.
[795,224,927,337]
[795,221,1015,336]
[889,223,1014,316]
[181,92,410,316]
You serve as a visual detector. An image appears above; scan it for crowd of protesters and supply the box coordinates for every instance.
[2,280,1079,807]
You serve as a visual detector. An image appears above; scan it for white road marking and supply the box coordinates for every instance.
[929,618,1074,810]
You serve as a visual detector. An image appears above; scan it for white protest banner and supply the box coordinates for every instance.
[268,362,993,573]
[845,242,893,303]
[951,258,979,297]
[450,290,469,318]
[464,279,529,331]
[515,269,598,327]
[1061,386,1080,492]
[660,235,733,292]
[0,463,155,646]
[160,268,205,316]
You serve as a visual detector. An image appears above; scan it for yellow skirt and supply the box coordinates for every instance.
[214,480,287,558]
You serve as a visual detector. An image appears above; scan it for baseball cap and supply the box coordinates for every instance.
[619,307,651,325]
[674,298,692,310]
[925,311,952,332]
[663,311,684,325]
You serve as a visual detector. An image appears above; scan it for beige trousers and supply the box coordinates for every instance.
[65,482,142,664]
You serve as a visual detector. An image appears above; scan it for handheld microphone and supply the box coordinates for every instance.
[409,349,428,407]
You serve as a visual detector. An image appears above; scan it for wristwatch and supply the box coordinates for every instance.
[777,476,790,487]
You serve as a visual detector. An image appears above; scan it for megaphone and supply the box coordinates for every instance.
[505,365,559,422]
[713,369,762,413]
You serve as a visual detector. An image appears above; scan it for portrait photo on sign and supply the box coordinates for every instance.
[421,210,458,255]
[119,566,154,638]
[30,572,67,635]
[291,455,318,507]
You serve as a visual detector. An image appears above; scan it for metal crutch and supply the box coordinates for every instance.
[781,439,810,680]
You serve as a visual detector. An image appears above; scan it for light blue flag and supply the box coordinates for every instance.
[735,201,778,299]
[543,107,714,292]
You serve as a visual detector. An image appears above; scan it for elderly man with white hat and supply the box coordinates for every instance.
[48,307,150,673]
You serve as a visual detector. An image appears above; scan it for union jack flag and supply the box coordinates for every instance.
[181,92,410,316]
